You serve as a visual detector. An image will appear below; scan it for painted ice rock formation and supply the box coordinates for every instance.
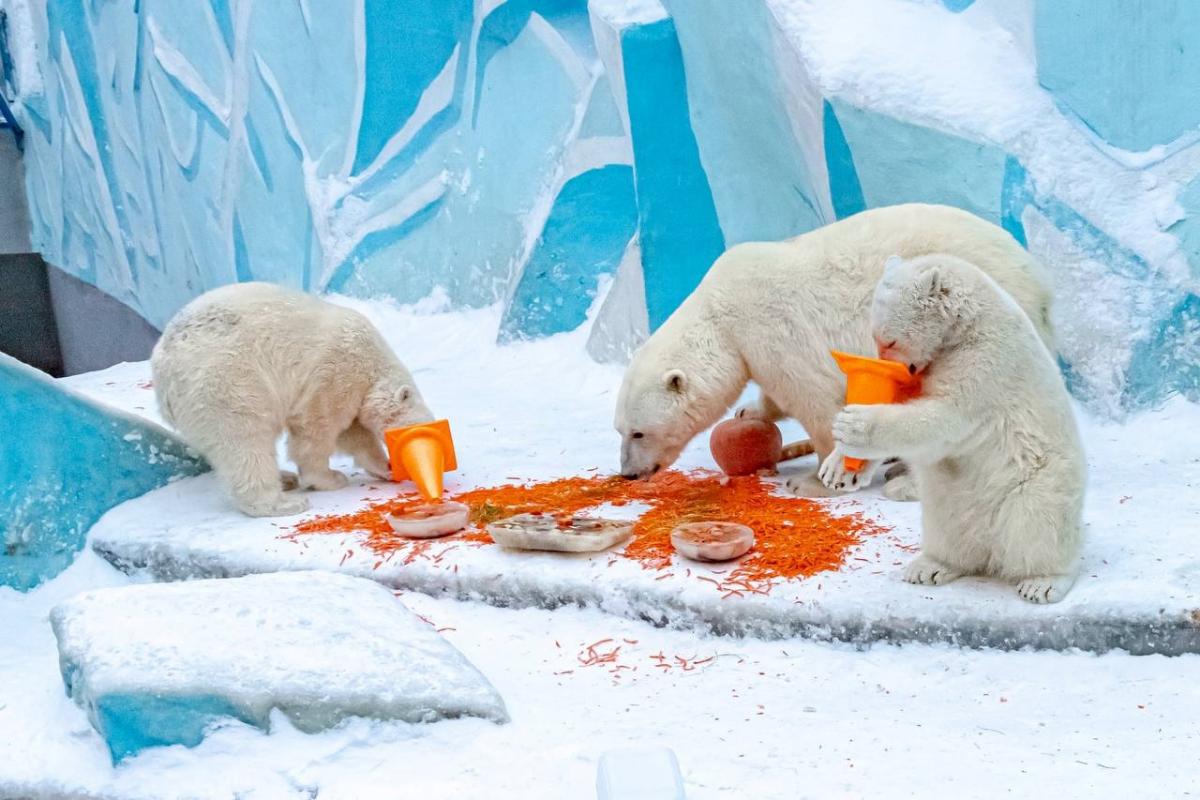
[4,0,1198,414]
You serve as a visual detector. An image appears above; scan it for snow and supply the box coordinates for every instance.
[766,0,1195,284]
[3,0,1198,791]
[50,572,507,761]
[76,297,1200,655]
[587,0,669,28]
[3,295,1198,794]
[4,556,1199,797]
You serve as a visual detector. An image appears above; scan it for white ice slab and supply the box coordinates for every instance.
[50,572,508,761]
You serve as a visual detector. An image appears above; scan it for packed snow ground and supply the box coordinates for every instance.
[2,296,1199,797]
[82,297,1200,654]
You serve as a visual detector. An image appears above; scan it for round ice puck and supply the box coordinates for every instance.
[384,501,470,539]
[670,521,755,562]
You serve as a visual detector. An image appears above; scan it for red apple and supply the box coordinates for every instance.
[709,417,783,476]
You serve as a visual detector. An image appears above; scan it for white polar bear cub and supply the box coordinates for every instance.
[152,282,433,517]
[833,254,1086,603]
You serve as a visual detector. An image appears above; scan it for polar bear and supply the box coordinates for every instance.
[832,253,1085,603]
[614,204,1054,500]
[151,282,433,517]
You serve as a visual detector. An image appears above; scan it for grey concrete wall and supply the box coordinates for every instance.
[0,253,62,375]
[0,133,31,255]
[47,267,160,376]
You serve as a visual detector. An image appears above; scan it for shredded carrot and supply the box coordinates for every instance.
[288,470,888,593]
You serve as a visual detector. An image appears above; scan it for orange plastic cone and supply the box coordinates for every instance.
[831,351,919,472]
[383,419,458,501]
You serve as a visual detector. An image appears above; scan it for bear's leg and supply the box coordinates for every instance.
[206,426,309,517]
[882,460,919,502]
[287,426,349,491]
[734,392,786,423]
[994,491,1082,605]
[786,400,865,497]
[816,445,881,493]
[279,470,300,490]
[336,421,391,480]
[902,553,963,586]
[905,503,987,588]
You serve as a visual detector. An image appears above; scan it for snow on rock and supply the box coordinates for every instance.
[69,300,1200,657]
[765,0,1199,414]
[85,463,1200,657]
[49,571,508,762]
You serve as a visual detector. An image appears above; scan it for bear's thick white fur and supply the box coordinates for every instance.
[614,204,1055,498]
[833,253,1085,603]
[151,282,433,517]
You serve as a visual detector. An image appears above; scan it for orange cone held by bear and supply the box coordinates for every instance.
[831,350,919,472]
[384,419,457,501]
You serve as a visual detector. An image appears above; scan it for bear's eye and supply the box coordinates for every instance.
[631,431,645,440]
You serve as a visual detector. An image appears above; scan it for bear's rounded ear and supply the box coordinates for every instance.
[884,255,903,271]
[922,266,948,298]
[663,369,686,394]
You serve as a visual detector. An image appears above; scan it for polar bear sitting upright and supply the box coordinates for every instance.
[614,204,1054,500]
[832,254,1086,603]
[152,282,434,517]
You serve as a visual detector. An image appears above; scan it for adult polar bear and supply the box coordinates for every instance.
[614,203,1054,497]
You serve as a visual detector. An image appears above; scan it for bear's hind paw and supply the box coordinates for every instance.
[1015,573,1076,604]
[903,554,962,587]
[301,469,350,491]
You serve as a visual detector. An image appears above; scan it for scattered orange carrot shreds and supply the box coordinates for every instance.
[289,470,889,593]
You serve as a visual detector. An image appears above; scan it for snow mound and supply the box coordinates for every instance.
[50,571,508,761]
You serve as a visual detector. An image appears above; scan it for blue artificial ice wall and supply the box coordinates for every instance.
[2,0,1197,416]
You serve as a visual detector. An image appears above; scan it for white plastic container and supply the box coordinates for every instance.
[596,746,687,799]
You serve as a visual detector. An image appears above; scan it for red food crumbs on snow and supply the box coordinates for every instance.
[288,470,888,593]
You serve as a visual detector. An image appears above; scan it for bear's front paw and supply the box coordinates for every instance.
[902,554,962,587]
[301,469,350,491]
[1015,574,1076,604]
[817,448,870,493]
[832,405,887,459]
[734,404,766,421]
[364,462,391,481]
[882,471,919,502]
[356,454,391,480]
[784,471,840,498]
